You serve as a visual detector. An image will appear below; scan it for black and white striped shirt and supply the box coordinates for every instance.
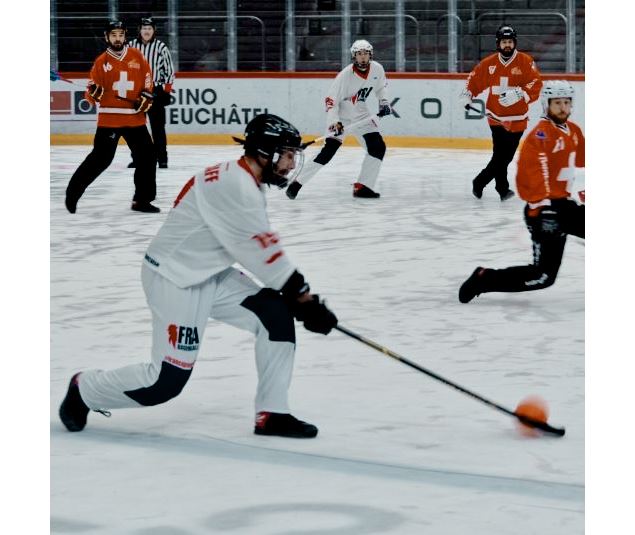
[128,38,175,86]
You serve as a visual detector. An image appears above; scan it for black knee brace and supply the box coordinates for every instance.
[241,289,296,343]
[314,138,342,165]
[363,132,386,160]
[124,361,192,406]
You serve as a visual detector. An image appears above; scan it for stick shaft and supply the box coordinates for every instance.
[312,114,381,144]
[335,325,565,436]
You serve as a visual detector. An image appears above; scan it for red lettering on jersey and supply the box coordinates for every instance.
[174,177,195,207]
[265,251,284,264]
[251,232,280,249]
[204,165,221,182]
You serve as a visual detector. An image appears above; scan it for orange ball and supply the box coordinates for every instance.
[514,396,549,437]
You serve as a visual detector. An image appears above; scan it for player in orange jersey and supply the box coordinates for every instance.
[458,80,584,303]
[460,25,542,201]
[65,21,160,214]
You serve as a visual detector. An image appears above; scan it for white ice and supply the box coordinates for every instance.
[50,144,584,534]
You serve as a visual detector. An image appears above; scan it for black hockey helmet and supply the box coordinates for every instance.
[234,114,305,188]
[139,17,156,28]
[496,25,517,44]
[105,20,127,35]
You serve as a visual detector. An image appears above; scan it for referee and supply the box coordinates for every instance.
[128,16,175,168]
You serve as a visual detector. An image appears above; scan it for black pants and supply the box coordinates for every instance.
[482,199,585,293]
[473,125,524,195]
[148,102,168,164]
[66,126,157,206]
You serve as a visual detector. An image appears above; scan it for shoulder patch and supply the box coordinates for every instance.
[535,130,546,139]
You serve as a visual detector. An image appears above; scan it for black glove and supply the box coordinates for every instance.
[378,100,392,117]
[294,295,338,335]
[88,84,104,101]
[539,208,560,234]
[328,122,344,136]
[135,91,154,112]
[153,85,172,107]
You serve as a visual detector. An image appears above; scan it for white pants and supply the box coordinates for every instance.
[298,117,383,189]
[78,266,296,414]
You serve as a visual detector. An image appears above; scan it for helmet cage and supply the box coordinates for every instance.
[240,114,305,188]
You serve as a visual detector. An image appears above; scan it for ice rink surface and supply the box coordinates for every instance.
[50,144,584,534]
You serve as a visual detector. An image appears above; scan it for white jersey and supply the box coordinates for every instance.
[144,157,296,290]
[325,60,388,126]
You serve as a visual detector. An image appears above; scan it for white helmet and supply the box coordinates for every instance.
[350,39,373,60]
[540,80,574,114]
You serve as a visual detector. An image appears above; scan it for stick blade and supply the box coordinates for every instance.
[515,413,566,437]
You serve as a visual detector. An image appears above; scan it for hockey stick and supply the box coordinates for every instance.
[50,69,87,90]
[304,114,382,147]
[335,324,566,437]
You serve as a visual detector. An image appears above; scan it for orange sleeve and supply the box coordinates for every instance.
[466,59,489,98]
[516,128,552,203]
[575,125,585,167]
[140,53,154,93]
[521,56,542,103]
[85,57,102,105]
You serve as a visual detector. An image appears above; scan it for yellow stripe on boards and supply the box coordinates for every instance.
[50,134,493,150]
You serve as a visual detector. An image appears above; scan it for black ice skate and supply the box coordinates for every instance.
[500,190,515,201]
[59,373,90,432]
[459,266,488,303]
[131,201,161,213]
[158,160,168,169]
[286,180,303,199]
[65,196,78,214]
[254,411,318,438]
[353,183,380,198]
[472,180,483,199]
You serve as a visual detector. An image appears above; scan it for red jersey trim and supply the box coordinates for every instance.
[353,64,370,79]
[238,156,261,186]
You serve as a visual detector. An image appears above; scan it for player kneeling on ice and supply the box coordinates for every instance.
[286,39,391,200]
[458,81,584,303]
[59,114,338,439]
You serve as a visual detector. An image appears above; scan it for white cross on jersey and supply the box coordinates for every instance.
[112,71,134,98]
[491,76,509,96]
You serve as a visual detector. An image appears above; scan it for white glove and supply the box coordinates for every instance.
[499,87,525,107]
[459,90,473,110]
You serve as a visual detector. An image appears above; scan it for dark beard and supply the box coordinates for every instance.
[109,42,124,52]
[498,47,514,59]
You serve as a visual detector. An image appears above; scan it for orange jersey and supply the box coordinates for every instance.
[465,50,542,132]
[86,46,153,128]
[516,118,585,205]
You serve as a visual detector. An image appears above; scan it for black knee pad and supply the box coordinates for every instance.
[241,289,295,343]
[363,132,386,160]
[314,138,342,165]
[124,361,192,406]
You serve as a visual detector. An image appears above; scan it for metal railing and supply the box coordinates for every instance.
[51,14,266,72]
[475,11,571,71]
[280,13,420,72]
[434,14,463,73]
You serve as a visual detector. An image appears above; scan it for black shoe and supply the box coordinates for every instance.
[131,201,161,213]
[500,190,515,201]
[254,412,318,438]
[353,183,380,198]
[459,266,487,303]
[59,373,89,432]
[65,197,77,214]
[286,180,302,199]
[472,181,483,199]
[127,161,136,168]
[158,161,168,169]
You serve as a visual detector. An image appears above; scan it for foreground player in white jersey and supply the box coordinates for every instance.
[59,114,338,439]
[286,39,391,199]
